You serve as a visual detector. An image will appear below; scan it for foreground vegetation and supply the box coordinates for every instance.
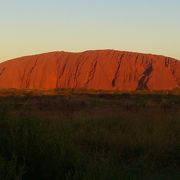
[0,91,179,179]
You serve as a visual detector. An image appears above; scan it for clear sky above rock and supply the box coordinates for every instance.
[0,0,180,61]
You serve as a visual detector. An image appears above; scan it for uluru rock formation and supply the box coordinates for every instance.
[0,50,179,91]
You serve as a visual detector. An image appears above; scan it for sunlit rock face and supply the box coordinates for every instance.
[0,50,179,91]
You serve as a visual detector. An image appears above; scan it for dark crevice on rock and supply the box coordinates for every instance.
[137,64,153,90]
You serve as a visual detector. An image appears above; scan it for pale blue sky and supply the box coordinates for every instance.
[0,0,180,61]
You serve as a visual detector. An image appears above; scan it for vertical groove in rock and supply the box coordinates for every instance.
[56,54,69,88]
[25,57,38,88]
[0,67,6,78]
[84,54,98,87]
[73,55,87,88]
[112,54,124,87]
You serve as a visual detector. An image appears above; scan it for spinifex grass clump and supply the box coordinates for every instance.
[0,93,179,179]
